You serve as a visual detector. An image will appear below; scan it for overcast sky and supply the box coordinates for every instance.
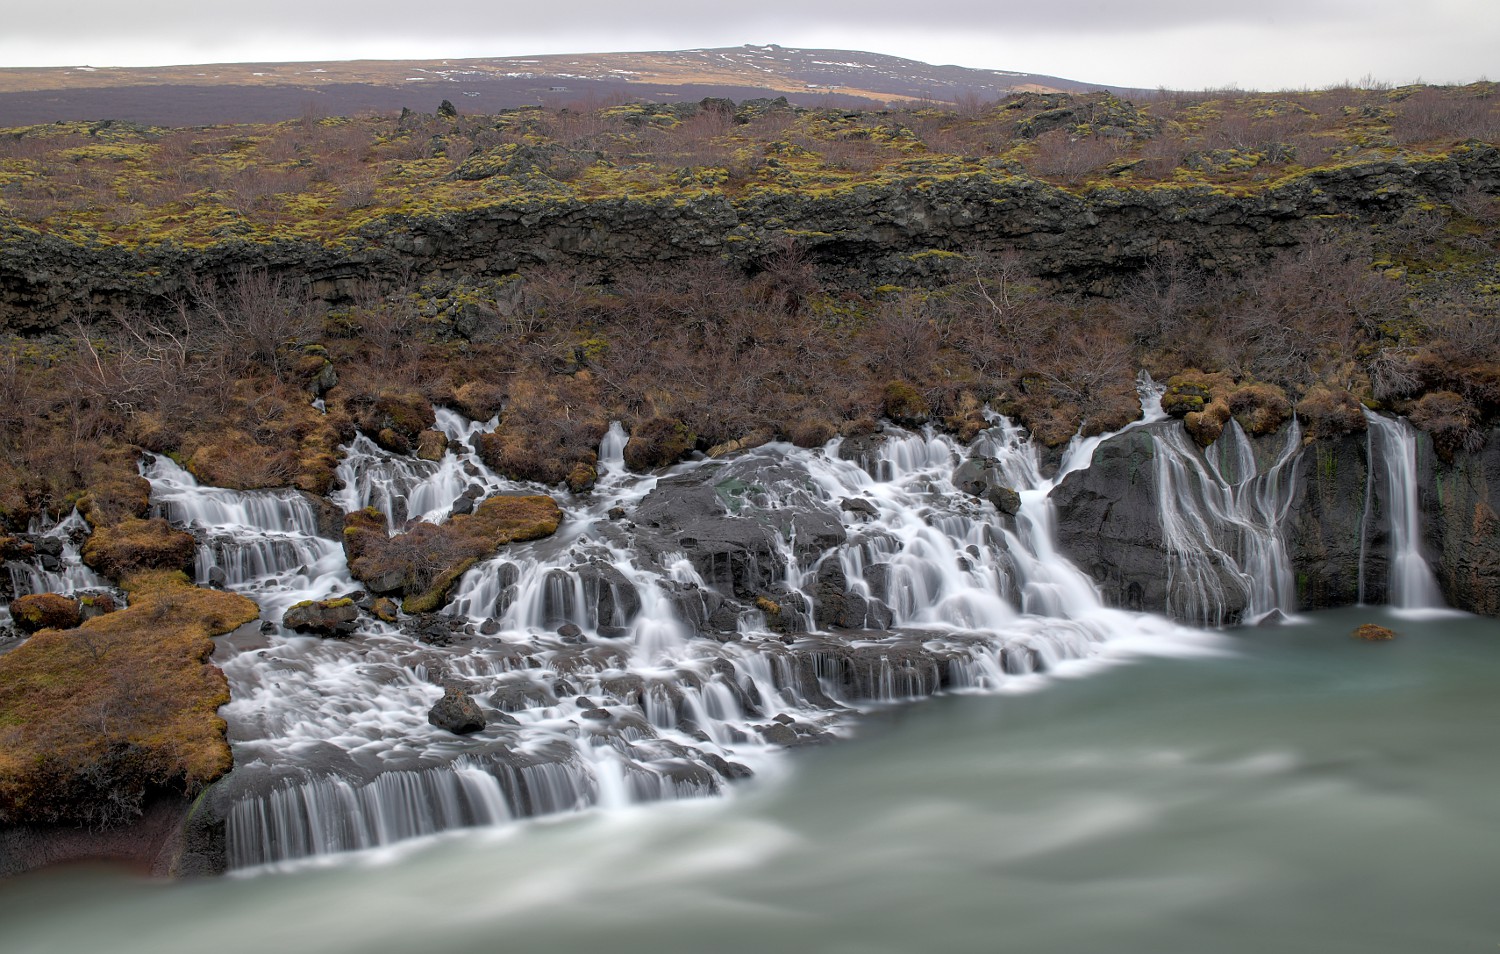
[2,1,1495,90]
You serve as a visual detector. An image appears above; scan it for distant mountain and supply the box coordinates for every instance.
[0,44,1132,126]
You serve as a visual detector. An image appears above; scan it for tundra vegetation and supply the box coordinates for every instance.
[0,81,1497,827]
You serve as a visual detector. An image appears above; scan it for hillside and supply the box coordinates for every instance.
[0,45,1115,126]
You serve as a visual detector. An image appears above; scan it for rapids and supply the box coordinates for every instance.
[0,382,1459,871]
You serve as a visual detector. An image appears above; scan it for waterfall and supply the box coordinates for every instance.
[1147,419,1304,626]
[138,404,1219,871]
[1361,411,1444,610]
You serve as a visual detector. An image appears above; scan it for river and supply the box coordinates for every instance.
[4,607,1495,954]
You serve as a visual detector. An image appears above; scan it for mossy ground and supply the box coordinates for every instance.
[0,571,258,827]
[0,85,1494,246]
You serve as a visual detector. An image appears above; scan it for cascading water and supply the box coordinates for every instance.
[136,403,1220,871]
[1147,418,1304,626]
[1361,410,1444,610]
[0,509,109,628]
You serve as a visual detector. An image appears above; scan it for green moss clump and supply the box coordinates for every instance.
[882,381,930,427]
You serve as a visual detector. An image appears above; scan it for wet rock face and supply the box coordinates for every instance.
[1051,424,1174,614]
[629,456,846,600]
[1429,426,1500,615]
[1051,416,1500,618]
[1285,433,1374,609]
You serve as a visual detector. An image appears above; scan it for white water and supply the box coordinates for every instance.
[123,391,1452,870]
[1148,418,1304,625]
[131,402,1223,869]
[1361,411,1445,611]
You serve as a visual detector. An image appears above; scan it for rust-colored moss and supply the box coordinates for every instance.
[81,518,196,581]
[0,571,259,827]
[10,593,82,633]
[1352,623,1396,641]
[345,495,562,614]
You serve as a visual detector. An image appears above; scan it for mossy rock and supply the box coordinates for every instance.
[10,593,82,633]
[372,597,400,622]
[416,429,449,462]
[81,518,196,582]
[0,571,258,827]
[1352,623,1396,640]
[282,597,359,636]
[1296,386,1367,441]
[349,495,563,615]
[623,417,696,471]
[566,462,598,494]
[354,389,435,455]
[883,381,930,427]
[1228,383,1292,436]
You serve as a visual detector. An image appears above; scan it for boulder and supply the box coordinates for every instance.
[282,598,358,636]
[427,688,486,734]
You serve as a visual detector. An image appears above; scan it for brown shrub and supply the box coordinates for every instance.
[81,518,196,581]
[10,593,82,633]
[1408,390,1484,461]
[623,416,697,471]
[1227,382,1293,436]
[1295,386,1367,441]
[186,430,297,489]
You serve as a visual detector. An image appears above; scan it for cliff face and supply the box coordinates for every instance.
[1053,419,1500,619]
[4,142,1497,333]
[1429,426,1500,615]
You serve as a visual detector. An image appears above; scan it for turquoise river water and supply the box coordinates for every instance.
[2,607,1497,954]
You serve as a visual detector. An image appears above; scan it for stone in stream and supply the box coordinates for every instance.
[427,688,486,734]
[282,598,359,636]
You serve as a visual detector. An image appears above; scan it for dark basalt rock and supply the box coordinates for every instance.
[628,456,846,603]
[1051,423,1179,614]
[952,456,1022,515]
[427,688,486,734]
